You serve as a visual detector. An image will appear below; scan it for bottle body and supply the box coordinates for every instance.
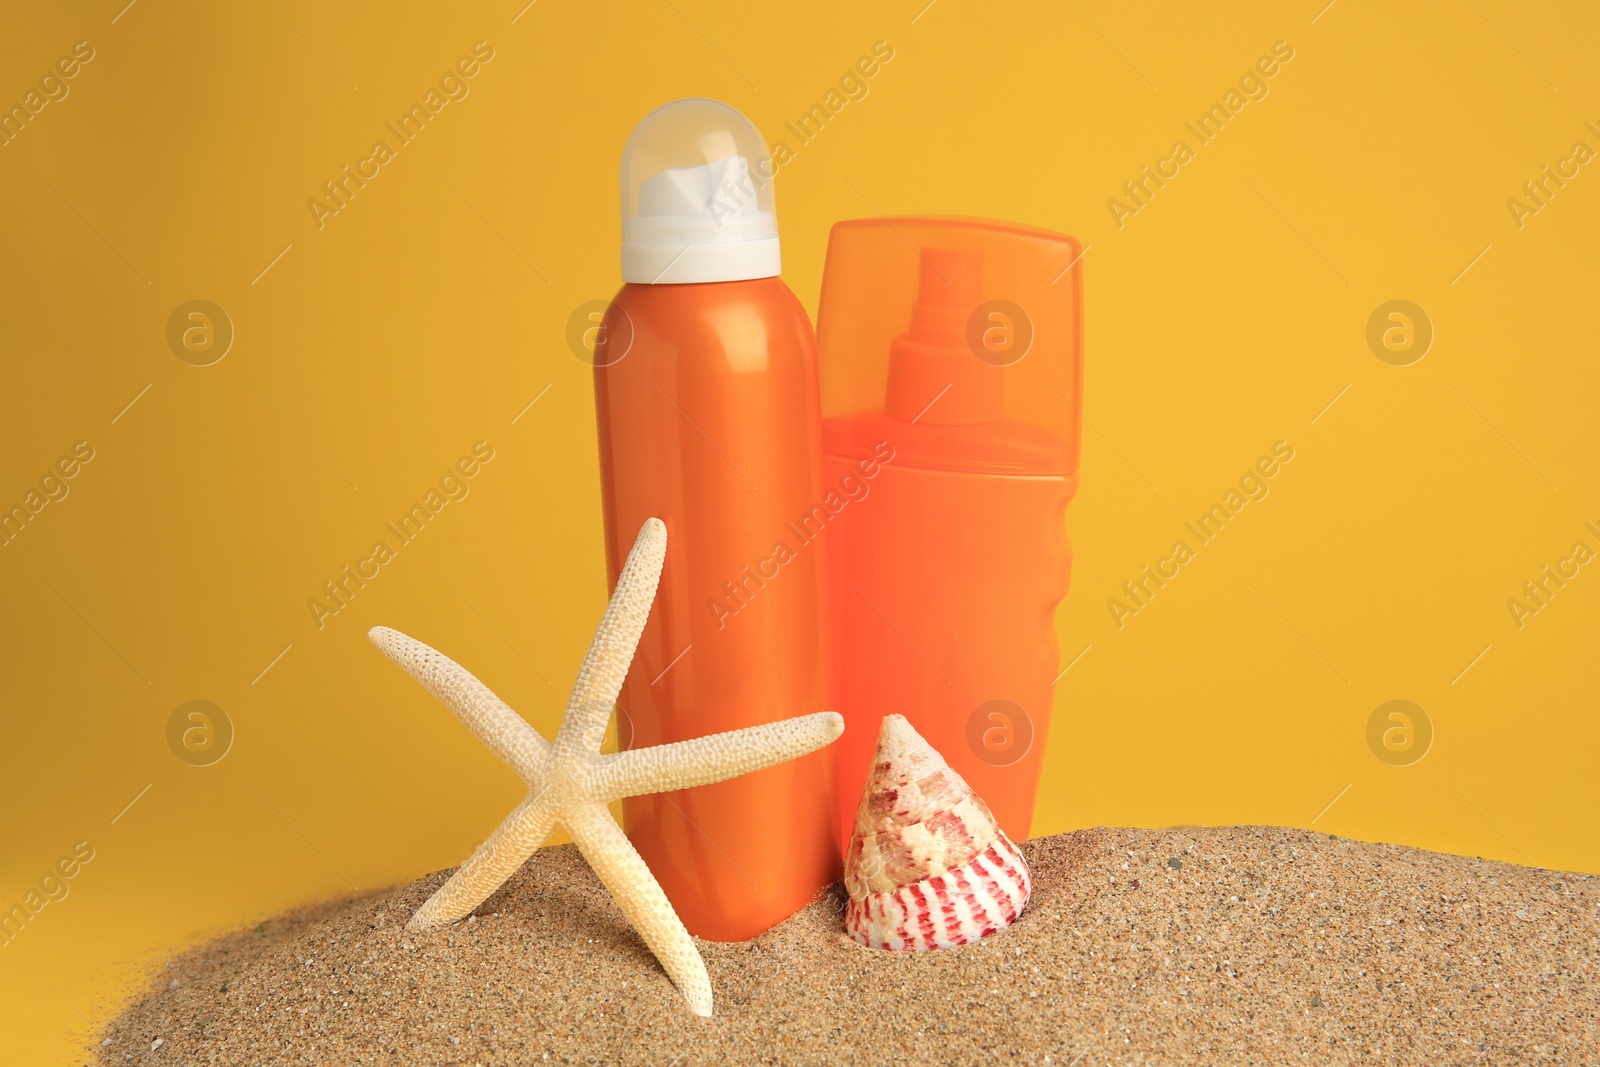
[823,410,1075,850]
[593,276,837,941]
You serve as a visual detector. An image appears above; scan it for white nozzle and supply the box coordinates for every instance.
[620,99,780,284]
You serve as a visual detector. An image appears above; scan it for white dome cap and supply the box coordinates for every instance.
[619,99,781,284]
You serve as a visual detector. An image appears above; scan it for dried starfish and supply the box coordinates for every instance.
[369,517,843,1016]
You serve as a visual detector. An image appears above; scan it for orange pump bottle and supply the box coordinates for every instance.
[591,100,836,940]
[817,217,1085,850]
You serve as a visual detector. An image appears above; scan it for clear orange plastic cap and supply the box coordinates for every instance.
[816,216,1084,475]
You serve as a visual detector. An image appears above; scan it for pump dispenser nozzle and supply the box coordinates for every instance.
[883,247,1003,424]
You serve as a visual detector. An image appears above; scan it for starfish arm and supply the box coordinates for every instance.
[564,802,714,1017]
[408,789,557,931]
[370,626,549,780]
[591,712,845,803]
[558,517,666,755]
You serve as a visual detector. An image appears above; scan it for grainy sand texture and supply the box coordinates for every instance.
[96,826,1598,1065]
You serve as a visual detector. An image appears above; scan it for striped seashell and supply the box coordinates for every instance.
[843,714,1030,950]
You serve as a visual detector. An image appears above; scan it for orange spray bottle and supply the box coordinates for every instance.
[817,217,1084,850]
[590,100,836,940]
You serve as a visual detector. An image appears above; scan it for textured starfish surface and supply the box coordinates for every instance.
[368,518,844,1017]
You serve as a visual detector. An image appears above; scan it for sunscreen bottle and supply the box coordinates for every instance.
[816,216,1084,849]
[591,99,836,940]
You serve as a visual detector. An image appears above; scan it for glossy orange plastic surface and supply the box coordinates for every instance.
[592,276,838,941]
[818,217,1084,849]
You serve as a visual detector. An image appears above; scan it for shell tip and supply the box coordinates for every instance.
[875,713,934,762]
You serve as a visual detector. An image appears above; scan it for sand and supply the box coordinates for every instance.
[95,826,1598,1065]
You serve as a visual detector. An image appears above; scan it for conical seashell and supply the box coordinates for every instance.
[843,714,1031,950]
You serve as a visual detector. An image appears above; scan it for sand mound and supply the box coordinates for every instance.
[95,827,1597,1065]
